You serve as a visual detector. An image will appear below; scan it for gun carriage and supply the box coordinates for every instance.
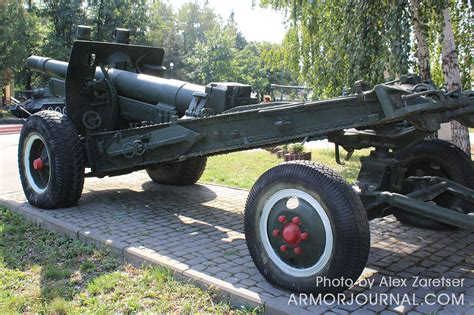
[19,27,474,293]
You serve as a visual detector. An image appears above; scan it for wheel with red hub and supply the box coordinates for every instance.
[244,161,370,293]
[393,140,474,229]
[18,110,85,209]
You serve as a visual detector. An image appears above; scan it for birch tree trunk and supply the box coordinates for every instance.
[409,0,431,81]
[440,4,471,156]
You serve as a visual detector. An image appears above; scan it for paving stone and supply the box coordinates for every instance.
[442,304,470,314]
[1,172,473,314]
[234,272,250,280]
[238,278,257,287]
[363,302,386,312]
[414,302,441,313]
[351,309,375,315]
[339,302,361,312]
[307,304,331,313]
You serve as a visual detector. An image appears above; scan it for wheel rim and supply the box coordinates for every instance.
[24,133,51,194]
[260,189,334,277]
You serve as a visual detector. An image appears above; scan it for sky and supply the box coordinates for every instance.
[167,0,288,43]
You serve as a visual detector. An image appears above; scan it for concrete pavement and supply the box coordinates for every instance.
[1,173,473,314]
[1,129,473,313]
[0,133,21,195]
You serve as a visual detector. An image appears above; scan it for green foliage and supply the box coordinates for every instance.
[88,0,150,44]
[446,0,472,90]
[188,29,236,84]
[41,0,86,57]
[261,0,471,95]
[43,264,72,280]
[260,0,413,98]
[412,0,472,89]
[183,8,297,98]
[2,0,299,100]
[288,143,304,154]
[1,0,471,98]
[167,2,221,81]
[147,1,176,51]
[0,1,42,88]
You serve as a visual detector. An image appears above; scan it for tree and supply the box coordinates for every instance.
[225,11,248,50]
[147,1,177,76]
[410,0,471,155]
[41,0,86,59]
[234,43,269,100]
[260,0,412,98]
[440,1,470,154]
[262,0,471,154]
[187,24,297,99]
[409,0,431,80]
[187,29,236,85]
[88,0,150,44]
[0,1,41,89]
[173,2,220,81]
[147,1,175,48]
[255,41,297,100]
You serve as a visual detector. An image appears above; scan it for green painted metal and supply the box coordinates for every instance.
[25,38,474,228]
[377,185,474,230]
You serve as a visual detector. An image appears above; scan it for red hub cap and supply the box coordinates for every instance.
[266,195,327,269]
[282,221,303,247]
[33,158,44,171]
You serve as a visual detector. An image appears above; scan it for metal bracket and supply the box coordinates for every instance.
[186,92,208,117]
[335,144,354,165]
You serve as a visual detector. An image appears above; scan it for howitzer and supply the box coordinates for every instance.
[19,28,474,294]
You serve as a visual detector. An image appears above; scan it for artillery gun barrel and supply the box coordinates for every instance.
[27,56,205,115]
[27,57,68,79]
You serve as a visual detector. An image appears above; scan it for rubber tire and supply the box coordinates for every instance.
[18,111,85,209]
[146,157,207,185]
[394,139,474,229]
[244,161,370,293]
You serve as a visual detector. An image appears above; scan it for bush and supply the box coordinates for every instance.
[289,143,305,154]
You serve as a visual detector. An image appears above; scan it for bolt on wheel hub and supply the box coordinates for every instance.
[33,158,44,170]
[262,189,332,275]
[273,217,306,254]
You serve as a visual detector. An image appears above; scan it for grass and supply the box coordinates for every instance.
[200,148,369,189]
[0,147,362,313]
[0,207,259,314]
[0,109,14,119]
